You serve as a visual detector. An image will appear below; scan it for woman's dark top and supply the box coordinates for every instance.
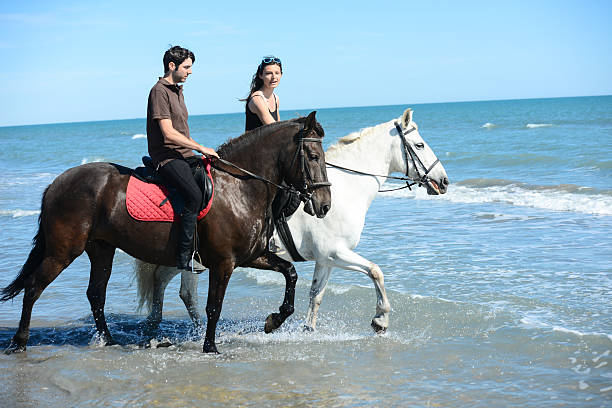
[245,93,278,131]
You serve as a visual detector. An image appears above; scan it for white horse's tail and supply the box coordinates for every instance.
[133,259,158,313]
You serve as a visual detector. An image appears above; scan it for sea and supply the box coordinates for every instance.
[0,95,610,407]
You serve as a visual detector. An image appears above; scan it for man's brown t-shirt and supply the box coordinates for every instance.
[146,78,195,167]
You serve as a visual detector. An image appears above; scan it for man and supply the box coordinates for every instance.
[146,45,218,272]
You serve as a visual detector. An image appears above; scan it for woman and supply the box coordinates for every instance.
[244,56,300,221]
[245,56,282,131]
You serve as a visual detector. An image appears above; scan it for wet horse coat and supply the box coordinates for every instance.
[1,113,331,354]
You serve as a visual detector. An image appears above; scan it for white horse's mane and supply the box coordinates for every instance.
[326,119,394,160]
[326,109,414,161]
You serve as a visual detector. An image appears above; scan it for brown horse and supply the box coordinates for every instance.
[1,112,331,354]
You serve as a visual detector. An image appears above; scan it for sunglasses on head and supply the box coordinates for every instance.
[262,56,281,64]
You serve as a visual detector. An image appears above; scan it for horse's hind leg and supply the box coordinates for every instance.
[145,265,173,328]
[304,262,333,331]
[179,270,202,327]
[85,241,116,345]
[6,256,76,353]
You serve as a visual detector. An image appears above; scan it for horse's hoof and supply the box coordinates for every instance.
[142,319,161,331]
[371,320,387,334]
[4,341,26,355]
[203,342,219,354]
[264,313,282,333]
[303,325,315,332]
[104,337,118,346]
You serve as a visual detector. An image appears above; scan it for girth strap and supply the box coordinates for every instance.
[274,215,307,262]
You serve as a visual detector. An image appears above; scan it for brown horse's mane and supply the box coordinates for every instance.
[216,117,324,158]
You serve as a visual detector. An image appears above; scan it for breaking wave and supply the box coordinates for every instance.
[0,209,40,218]
[526,123,553,128]
[383,178,612,215]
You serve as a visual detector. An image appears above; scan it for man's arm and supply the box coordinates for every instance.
[158,119,219,158]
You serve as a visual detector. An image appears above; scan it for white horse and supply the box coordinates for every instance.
[134,108,448,332]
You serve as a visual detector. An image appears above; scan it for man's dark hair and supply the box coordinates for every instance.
[163,46,195,74]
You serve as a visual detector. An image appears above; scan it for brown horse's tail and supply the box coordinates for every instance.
[0,188,48,302]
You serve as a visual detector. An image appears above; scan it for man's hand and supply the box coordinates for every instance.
[200,146,219,159]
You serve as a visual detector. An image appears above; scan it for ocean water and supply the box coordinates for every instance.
[0,96,611,407]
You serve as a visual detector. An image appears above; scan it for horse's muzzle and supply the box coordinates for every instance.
[426,177,449,195]
[304,187,332,218]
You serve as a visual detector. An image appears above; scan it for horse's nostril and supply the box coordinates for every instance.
[322,205,330,215]
[442,177,449,186]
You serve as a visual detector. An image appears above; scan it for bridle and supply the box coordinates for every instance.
[392,121,440,190]
[213,125,330,202]
[288,128,332,201]
[325,121,440,192]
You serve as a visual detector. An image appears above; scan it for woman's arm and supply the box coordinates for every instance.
[158,119,219,158]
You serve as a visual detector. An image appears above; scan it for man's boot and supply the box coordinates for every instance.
[176,209,206,273]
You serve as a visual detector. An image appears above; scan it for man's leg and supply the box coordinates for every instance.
[158,159,205,272]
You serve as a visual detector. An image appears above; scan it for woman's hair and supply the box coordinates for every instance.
[244,56,282,101]
[163,45,195,75]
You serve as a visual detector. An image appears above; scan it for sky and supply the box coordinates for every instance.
[0,0,611,126]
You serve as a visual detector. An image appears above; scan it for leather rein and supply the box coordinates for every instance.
[326,121,440,192]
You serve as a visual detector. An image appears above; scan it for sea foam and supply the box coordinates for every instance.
[0,209,40,218]
[526,123,553,128]
[80,157,105,164]
[132,134,146,139]
[383,181,612,216]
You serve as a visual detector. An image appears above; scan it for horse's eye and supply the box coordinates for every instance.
[415,143,424,150]
[309,155,319,161]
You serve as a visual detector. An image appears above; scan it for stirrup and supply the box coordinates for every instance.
[190,252,206,274]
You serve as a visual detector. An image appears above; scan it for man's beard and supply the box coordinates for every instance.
[172,70,184,83]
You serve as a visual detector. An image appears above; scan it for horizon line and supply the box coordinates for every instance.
[1,94,610,129]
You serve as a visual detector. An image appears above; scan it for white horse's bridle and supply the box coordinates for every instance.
[325,121,441,192]
[393,121,440,190]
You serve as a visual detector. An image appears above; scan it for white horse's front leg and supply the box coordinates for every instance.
[305,262,333,331]
[179,270,202,326]
[333,248,391,332]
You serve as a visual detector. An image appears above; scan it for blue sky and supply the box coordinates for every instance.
[1,0,610,126]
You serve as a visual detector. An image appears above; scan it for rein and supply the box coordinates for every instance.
[325,121,440,193]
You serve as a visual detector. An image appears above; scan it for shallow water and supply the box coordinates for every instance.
[1,96,611,407]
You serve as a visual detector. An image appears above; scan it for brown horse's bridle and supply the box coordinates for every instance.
[288,128,331,199]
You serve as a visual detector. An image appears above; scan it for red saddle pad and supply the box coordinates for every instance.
[126,164,214,222]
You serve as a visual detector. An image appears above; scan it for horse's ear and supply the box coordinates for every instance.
[402,108,413,128]
[304,111,317,132]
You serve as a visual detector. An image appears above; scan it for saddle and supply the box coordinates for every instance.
[126,156,214,222]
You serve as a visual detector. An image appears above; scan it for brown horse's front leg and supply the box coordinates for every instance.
[248,252,297,334]
[203,259,234,354]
